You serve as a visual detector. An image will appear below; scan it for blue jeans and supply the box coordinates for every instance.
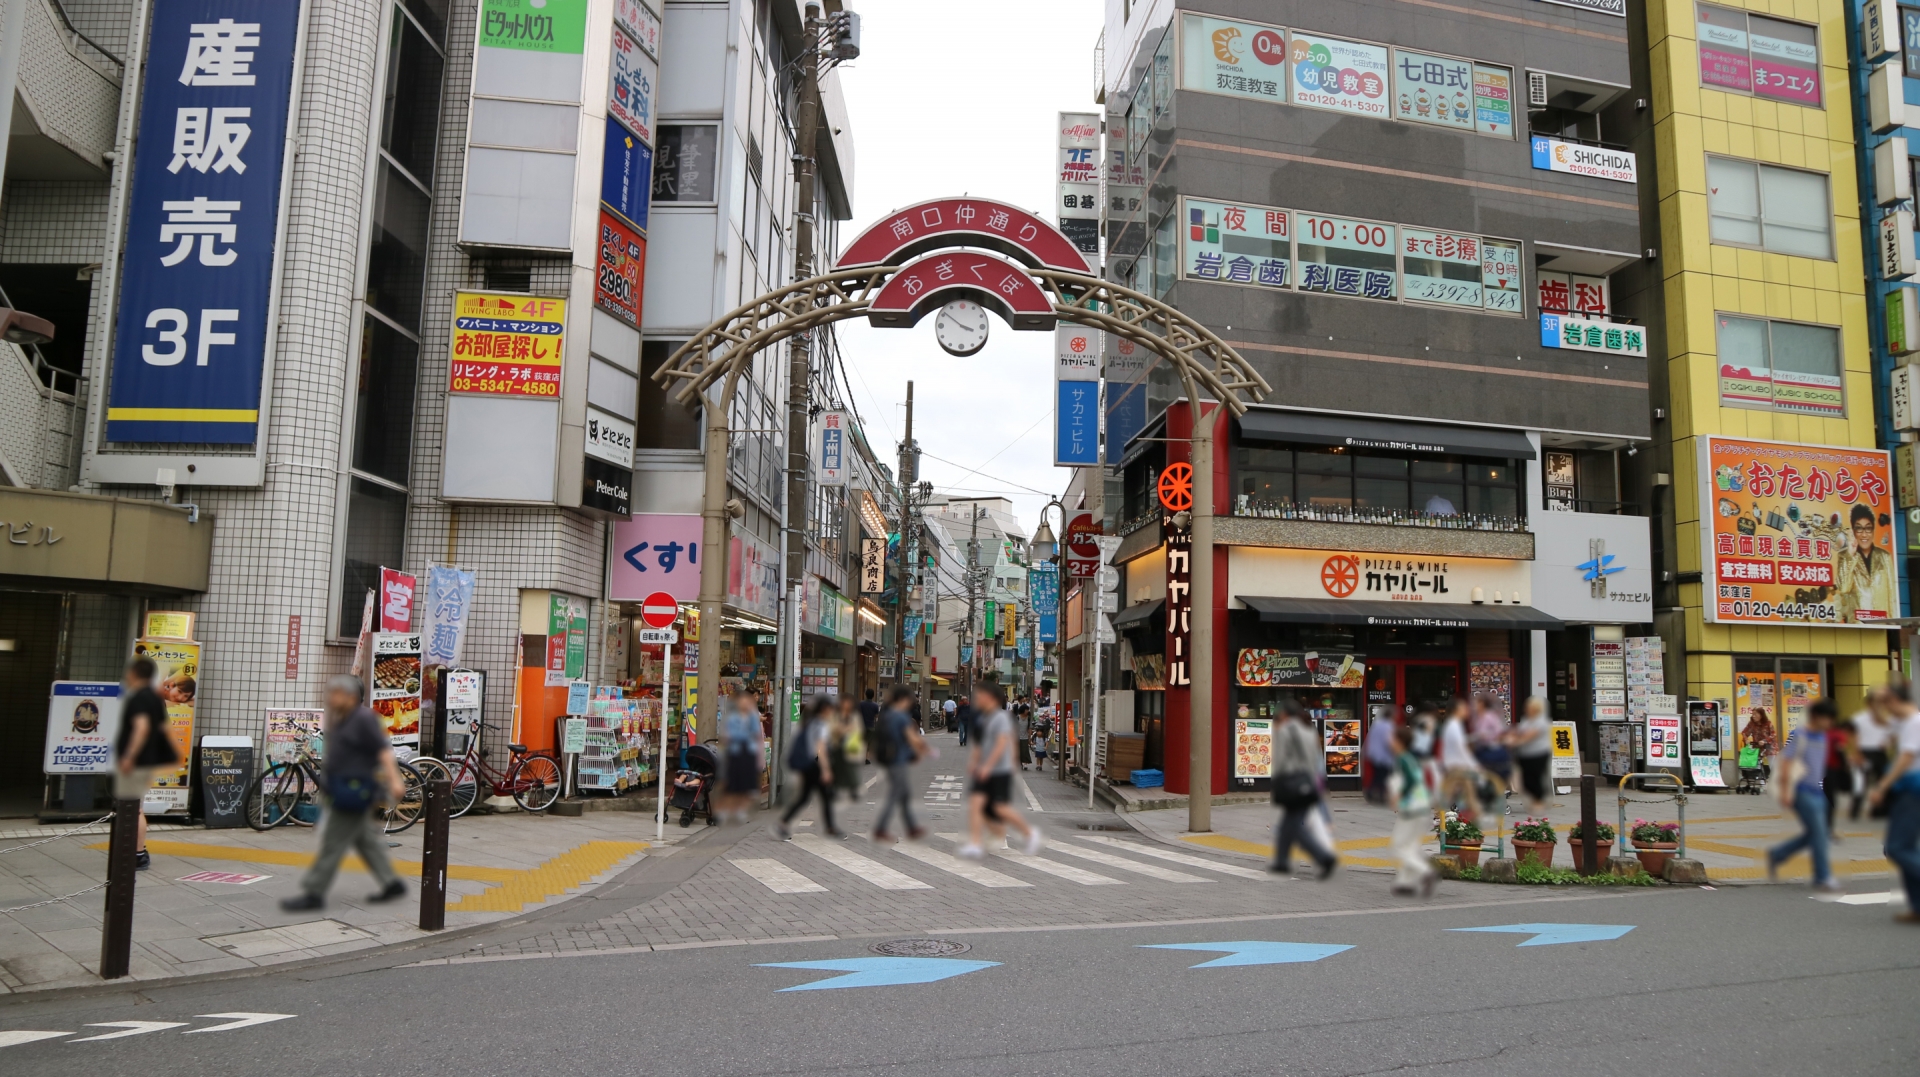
[1885,786,1920,910]
[1769,787,1831,884]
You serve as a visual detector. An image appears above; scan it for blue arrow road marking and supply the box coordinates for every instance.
[756,957,1000,991]
[1450,923,1636,947]
[1141,941,1354,968]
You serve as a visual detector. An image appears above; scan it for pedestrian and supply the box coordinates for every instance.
[1509,696,1555,817]
[1867,680,1920,922]
[957,682,1041,858]
[1436,697,1480,823]
[1470,694,1512,799]
[716,685,765,823]
[281,676,407,910]
[954,695,973,746]
[1854,687,1892,820]
[1363,706,1397,805]
[1030,708,1049,770]
[911,697,924,735]
[1269,698,1337,879]
[1016,703,1034,770]
[829,697,861,803]
[871,687,930,843]
[1387,725,1437,897]
[776,697,842,840]
[1823,702,1859,840]
[113,657,179,871]
[858,689,881,762]
[1766,697,1842,892]
[942,696,956,733]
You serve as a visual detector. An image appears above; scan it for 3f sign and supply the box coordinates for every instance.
[142,308,240,366]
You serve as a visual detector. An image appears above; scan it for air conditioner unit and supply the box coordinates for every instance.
[1528,71,1549,109]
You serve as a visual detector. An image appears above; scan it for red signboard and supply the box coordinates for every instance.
[835,197,1091,274]
[1064,511,1101,578]
[377,568,415,632]
[867,250,1055,330]
[595,211,645,326]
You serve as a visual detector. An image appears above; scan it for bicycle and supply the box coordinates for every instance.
[245,737,428,834]
[410,738,563,817]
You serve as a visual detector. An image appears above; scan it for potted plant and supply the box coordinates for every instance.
[1440,815,1485,868]
[1510,817,1557,867]
[1564,820,1615,868]
[1629,819,1681,876]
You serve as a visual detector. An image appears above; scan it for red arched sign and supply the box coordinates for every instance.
[835,197,1091,274]
[866,250,1056,331]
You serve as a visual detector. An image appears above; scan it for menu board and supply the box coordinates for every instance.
[1297,213,1396,300]
[1183,198,1290,289]
[1323,718,1362,777]
[1236,649,1366,687]
[1234,718,1273,778]
[371,632,423,748]
[1391,48,1476,131]
[1288,31,1389,117]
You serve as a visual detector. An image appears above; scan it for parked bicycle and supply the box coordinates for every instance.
[244,735,428,834]
[409,737,563,816]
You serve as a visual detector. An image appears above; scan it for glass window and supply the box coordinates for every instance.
[1695,4,1821,107]
[1708,157,1831,258]
[1411,459,1463,482]
[1298,213,1397,300]
[351,316,420,484]
[1468,484,1518,517]
[1707,157,1762,246]
[1152,211,1177,299]
[1297,470,1353,507]
[653,125,720,202]
[1413,481,1463,515]
[1717,313,1843,415]
[1355,475,1409,510]
[1355,454,1407,478]
[338,477,407,634]
[380,13,443,184]
[639,341,703,450]
[366,162,431,330]
[1296,448,1349,474]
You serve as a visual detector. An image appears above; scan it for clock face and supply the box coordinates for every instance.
[934,300,989,357]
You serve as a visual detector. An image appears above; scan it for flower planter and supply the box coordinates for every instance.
[1567,838,1613,870]
[1448,839,1483,868]
[1510,838,1555,867]
[1633,841,1678,877]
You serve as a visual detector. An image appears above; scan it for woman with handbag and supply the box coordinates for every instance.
[1269,699,1337,879]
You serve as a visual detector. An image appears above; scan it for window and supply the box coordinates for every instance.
[1716,313,1843,415]
[338,477,407,633]
[1706,157,1832,259]
[1233,445,1524,525]
[638,341,701,450]
[653,125,719,203]
[1152,211,1177,300]
[1536,269,1609,315]
[1695,4,1821,108]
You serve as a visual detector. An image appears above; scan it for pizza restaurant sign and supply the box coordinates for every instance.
[1228,547,1531,605]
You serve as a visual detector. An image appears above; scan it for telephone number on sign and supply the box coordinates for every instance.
[450,376,560,396]
[1717,600,1837,622]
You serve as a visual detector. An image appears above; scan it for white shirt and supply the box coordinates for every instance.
[1854,709,1891,751]
[1440,715,1473,771]
[1898,712,1920,776]
[943,699,956,715]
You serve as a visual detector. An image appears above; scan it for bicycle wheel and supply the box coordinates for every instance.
[446,757,481,819]
[510,754,564,813]
[245,763,304,830]
[409,755,451,786]
[380,761,427,834]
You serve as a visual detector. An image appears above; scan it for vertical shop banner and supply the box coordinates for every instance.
[1002,603,1017,647]
[608,24,656,146]
[610,512,701,601]
[818,410,847,486]
[378,567,415,631]
[1165,525,1193,687]
[106,0,304,444]
[614,0,660,58]
[1181,197,1290,289]
[370,632,422,747]
[727,524,780,623]
[448,291,566,397]
[1287,31,1389,117]
[423,565,476,668]
[1700,437,1895,626]
[44,683,122,774]
[1031,562,1059,643]
[133,639,199,812]
[1056,111,1100,255]
[595,211,645,325]
[1179,13,1288,104]
[1055,380,1099,466]
[1105,333,1149,455]
[861,538,885,593]
[602,118,653,232]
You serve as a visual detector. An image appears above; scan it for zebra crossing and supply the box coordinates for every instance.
[727,832,1260,895]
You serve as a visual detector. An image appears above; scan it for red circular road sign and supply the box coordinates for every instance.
[640,592,680,629]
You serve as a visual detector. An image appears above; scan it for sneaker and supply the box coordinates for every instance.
[134,850,150,872]
[1023,830,1043,855]
[1813,880,1844,894]
[956,843,985,860]
[827,828,848,840]
[1317,858,1339,882]
[280,893,324,912]
[368,879,407,903]
[774,825,792,841]
[1390,885,1416,896]
[906,827,929,841]
[870,830,897,844]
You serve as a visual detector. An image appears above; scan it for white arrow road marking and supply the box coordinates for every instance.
[184,1013,298,1034]
[0,1032,72,1048]
[68,1022,189,1042]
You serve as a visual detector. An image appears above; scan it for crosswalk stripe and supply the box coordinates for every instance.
[932,833,1125,886]
[730,858,828,893]
[891,842,1031,887]
[790,834,932,889]
[1075,834,1270,880]
[1046,841,1212,883]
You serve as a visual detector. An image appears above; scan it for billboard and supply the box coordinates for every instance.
[448,292,566,397]
[1287,31,1389,118]
[1179,13,1288,105]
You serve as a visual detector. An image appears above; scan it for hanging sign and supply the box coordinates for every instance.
[370,632,423,748]
[1165,522,1193,688]
[818,411,847,486]
[608,25,657,146]
[861,538,885,593]
[449,291,566,397]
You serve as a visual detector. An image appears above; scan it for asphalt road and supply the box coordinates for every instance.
[3,735,1916,1076]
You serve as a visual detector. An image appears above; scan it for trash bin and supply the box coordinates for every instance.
[199,736,254,828]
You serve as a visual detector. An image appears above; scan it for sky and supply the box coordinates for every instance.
[831,0,1104,535]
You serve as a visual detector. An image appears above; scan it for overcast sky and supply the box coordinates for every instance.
[832,0,1104,534]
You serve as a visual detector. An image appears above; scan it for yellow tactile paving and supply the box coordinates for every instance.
[1182,831,1421,869]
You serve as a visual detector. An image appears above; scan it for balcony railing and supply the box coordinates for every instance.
[1233,496,1530,534]
[1546,498,1642,516]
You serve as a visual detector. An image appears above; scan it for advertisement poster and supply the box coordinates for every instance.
[602,118,653,232]
[1181,197,1290,289]
[1734,671,1778,755]
[1390,48,1475,131]
[132,638,198,812]
[1288,31,1388,117]
[1323,719,1361,777]
[1180,13,1287,104]
[144,611,195,639]
[546,594,588,687]
[1746,19,1820,107]
[1297,213,1397,299]
[370,633,423,747]
[1687,699,1723,753]
[1696,3,1753,92]
[43,682,121,774]
[608,25,656,147]
[1131,653,1166,690]
[264,708,323,765]
[1551,720,1583,777]
[1401,228,1484,309]
[448,291,565,397]
[1234,717,1273,778]
[595,211,646,325]
[1468,660,1513,716]
[1690,755,1727,787]
[1645,713,1683,767]
[1235,649,1365,687]
[1472,63,1514,137]
[378,567,415,631]
[1598,722,1634,777]
[1701,437,1895,626]
[1778,670,1821,742]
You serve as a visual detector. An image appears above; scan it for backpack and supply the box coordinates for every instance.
[787,721,818,771]
[874,711,903,765]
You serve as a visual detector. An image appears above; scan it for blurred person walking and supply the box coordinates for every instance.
[1363,705,1396,805]
[281,676,406,910]
[1436,697,1480,822]
[1509,697,1555,817]
[1854,687,1892,820]
[1269,699,1337,879]
[858,689,881,763]
[114,657,179,871]
[1387,725,1436,897]
[1867,682,1920,921]
[942,696,956,733]
[871,687,930,843]
[716,685,765,823]
[954,695,974,747]
[1470,694,1513,797]
[777,698,842,840]
[1766,698,1841,892]
[829,697,861,804]
[957,682,1040,858]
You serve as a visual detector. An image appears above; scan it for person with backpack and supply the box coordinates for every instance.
[716,685,765,823]
[1269,698,1337,879]
[871,687,930,843]
[776,697,842,840]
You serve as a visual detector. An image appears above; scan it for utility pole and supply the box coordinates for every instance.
[963,506,981,700]
[895,381,917,692]
[1188,401,1216,834]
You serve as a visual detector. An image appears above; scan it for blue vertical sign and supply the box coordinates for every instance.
[106,2,303,444]
[602,117,653,233]
[1055,380,1100,466]
[1030,562,1059,643]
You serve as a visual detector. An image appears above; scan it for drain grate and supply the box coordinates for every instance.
[870,938,971,957]
[1074,821,1133,832]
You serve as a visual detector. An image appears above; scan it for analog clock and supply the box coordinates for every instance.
[933,299,989,357]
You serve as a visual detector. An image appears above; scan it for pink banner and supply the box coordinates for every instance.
[1751,59,1819,105]
[608,513,703,602]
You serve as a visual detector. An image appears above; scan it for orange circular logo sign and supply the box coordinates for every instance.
[1320,555,1360,598]
[1156,463,1194,512]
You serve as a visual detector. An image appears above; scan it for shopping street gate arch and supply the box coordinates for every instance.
[652,196,1271,828]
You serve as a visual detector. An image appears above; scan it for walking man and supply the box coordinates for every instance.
[1387,725,1436,897]
[776,698,842,840]
[871,687,929,843]
[1868,681,1920,921]
[114,657,179,871]
[858,689,881,762]
[281,676,406,910]
[957,682,1040,858]
[1436,697,1480,822]
[1766,697,1841,892]
[1854,687,1892,820]
[1269,699,1337,879]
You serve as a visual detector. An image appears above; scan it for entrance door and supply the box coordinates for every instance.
[1401,662,1462,716]
[0,593,63,816]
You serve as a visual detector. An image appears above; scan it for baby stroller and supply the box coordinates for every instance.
[670,743,719,826]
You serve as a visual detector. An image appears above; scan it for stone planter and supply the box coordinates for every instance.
[1567,838,1613,871]
[1634,841,1678,877]
[1448,839,1483,868]
[1510,838,1555,867]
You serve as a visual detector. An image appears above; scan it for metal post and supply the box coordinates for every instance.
[433,666,449,759]
[1579,774,1598,876]
[419,778,449,930]
[98,800,138,978]
[1188,398,1216,834]
[1089,612,1102,808]
[658,639,672,841]
[695,376,732,785]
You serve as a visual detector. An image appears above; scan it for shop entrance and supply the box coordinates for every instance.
[0,592,63,816]
[1366,659,1462,722]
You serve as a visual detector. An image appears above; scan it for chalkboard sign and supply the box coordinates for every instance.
[199,736,254,829]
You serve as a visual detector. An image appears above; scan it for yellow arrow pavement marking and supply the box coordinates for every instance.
[93,839,648,913]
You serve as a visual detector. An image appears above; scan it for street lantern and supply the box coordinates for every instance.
[1031,519,1057,561]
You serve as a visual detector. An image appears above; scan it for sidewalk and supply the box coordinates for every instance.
[1120,784,1898,884]
[0,810,678,994]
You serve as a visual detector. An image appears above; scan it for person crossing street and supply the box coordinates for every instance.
[280,676,406,910]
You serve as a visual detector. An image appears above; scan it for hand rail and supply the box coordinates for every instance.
[1616,771,1688,859]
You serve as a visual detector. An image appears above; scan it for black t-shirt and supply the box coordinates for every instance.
[324,706,390,782]
[858,699,880,731]
[116,686,178,767]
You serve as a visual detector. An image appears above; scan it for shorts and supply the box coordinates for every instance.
[113,767,156,801]
[1517,754,1550,801]
[971,774,1013,817]
[723,751,760,795]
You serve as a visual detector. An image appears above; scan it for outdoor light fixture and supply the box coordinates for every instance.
[0,308,55,346]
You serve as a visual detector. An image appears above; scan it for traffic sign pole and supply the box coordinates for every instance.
[640,592,679,842]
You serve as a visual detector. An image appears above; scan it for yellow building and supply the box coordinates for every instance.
[1640,0,1894,747]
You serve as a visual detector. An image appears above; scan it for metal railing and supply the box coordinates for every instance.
[1616,771,1688,858]
[1233,497,1530,533]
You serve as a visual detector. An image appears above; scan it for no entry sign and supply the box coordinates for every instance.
[641,591,679,629]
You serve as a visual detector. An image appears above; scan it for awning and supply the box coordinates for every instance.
[1110,598,1163,630]
[1238,596,1562,630]
[1237,408,1536,460]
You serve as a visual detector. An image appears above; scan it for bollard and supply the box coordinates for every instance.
[98,799,139,979]
[1578,774,1598,877]
[419,778,449,931]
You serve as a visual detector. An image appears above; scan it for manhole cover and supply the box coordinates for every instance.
[870,938,971,957]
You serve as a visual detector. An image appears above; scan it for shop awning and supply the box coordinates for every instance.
[1110,598,1162,630]
[1237,408,1536,460]
[1238,596,1562,630]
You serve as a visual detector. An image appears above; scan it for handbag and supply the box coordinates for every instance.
[326,774,376,813]
[1271,770,1318,808]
